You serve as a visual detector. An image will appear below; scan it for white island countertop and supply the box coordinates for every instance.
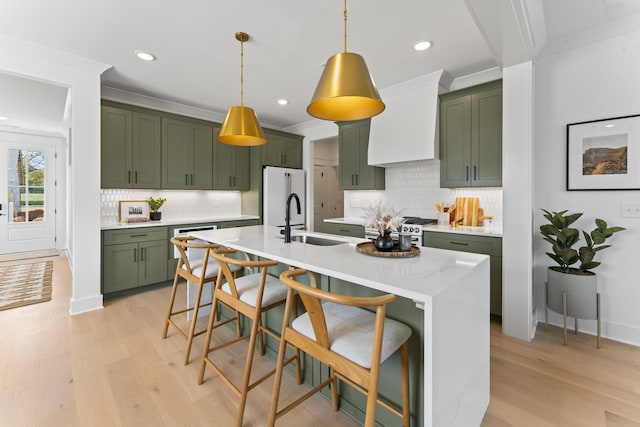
[192,225,485,303]
[191,225,490,427]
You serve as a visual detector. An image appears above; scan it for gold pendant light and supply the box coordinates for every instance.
[307,0,384,121]
[218,32,266,146]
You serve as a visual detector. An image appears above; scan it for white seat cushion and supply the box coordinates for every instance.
[292,302,412,369]
[221,273,288,308]
[185,259,241,280]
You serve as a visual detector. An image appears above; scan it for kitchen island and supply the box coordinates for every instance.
[191,225,490,427]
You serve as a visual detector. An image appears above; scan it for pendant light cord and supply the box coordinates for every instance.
[240,38,244,107]
[343,0,348,53]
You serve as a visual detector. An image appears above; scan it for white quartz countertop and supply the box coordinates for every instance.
[190,225,488,303]
[101,215,260,230]
[323,217,364,225]
[424,224,503,237]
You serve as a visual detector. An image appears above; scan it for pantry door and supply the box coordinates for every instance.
[0,143,56,254]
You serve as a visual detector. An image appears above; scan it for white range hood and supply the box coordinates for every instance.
[368,69,452,166]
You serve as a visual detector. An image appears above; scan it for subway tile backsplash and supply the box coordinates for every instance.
[344,160,503,226]
[101,189,241,224]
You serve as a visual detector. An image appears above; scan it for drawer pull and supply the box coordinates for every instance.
[450,241,469,246]
[130,233,148,237]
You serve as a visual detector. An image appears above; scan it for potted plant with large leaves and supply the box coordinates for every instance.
[540,209,625,346]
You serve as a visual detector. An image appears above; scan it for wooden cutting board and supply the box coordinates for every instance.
[454,197,481,226]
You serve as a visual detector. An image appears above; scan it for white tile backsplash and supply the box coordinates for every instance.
[344,160,503,226]
[101,189,241,224]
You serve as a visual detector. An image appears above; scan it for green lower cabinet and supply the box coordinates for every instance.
[423,231,502,317]
[102,227,168,298]
[323,221,364,237]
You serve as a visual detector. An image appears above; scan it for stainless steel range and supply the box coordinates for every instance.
[365,216,437,247]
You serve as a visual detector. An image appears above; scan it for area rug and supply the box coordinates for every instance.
[0,261,53,311]
[0,249,60,263]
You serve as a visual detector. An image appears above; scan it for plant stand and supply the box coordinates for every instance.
[545,272,601,349]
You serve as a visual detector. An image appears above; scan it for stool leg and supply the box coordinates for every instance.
[198,289,219,385]
[184,280,204,365]
[330,367,339,411]
[400,341,410,427]
[236,310,261,427]
[162,272,181,339]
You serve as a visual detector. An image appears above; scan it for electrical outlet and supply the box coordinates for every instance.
[622,202,640,218]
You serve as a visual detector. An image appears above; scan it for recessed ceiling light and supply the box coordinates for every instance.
[134,50,156,61]
[277,99,289,106]
[0,116,8,120]
[413,40,432,51]
[605,124,615,128]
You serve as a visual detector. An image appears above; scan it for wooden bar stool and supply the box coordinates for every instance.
[162,236,241,365]
[269,268,412,427]
[198,252,302,427]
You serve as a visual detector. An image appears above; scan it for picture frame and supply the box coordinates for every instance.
[567,114,640,191]
[118,200,150,223]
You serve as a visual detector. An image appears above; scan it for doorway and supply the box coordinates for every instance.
[313,137,343,232]
[0,142,56,254]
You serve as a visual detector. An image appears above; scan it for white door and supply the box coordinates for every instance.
[0,143,56,254]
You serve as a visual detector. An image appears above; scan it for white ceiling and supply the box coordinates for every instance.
[0,0,639,135]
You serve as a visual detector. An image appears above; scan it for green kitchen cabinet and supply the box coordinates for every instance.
[423,231,502,317]
[101,105,161,189]
[162,117,214,189]
[262,131,303,169]
[213,142,250,190]
[338,119,385,190]
[440,80,502,188]
[323,222,364,237]
[102,227,168,297]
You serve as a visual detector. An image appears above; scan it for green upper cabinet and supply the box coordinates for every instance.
[101,105,161,189]
[440,80,502,188]
[338,119,385,191]
[262,131,303,169]
[161,117,213,190]
[213,141,250,191]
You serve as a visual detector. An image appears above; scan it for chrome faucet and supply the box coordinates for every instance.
[284,192,301,243]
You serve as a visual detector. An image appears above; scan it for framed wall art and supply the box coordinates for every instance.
[567,114,640,190]
[119,200,150,223]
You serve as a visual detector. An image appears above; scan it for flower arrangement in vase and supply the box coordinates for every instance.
[362,202,404,252]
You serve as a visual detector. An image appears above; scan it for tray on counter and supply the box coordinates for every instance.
[355,241,420,258]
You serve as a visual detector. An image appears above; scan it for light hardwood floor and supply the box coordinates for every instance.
[1,255,639,426]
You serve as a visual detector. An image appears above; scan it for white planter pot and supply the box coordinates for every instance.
[546,267,597,320]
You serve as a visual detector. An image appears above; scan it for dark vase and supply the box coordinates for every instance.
[374,230,394,252]
[149,211,162,221]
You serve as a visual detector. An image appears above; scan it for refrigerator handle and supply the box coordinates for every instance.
[285,172,291,196]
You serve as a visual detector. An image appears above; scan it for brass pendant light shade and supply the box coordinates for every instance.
[218,32,266,146]
[218,105,265,146]
[307,52,384,121]
[307,0,384,121]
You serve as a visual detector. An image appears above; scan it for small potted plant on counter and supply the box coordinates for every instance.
[147,196,166,221]
[539,209,625,347]
[362,202,404,252]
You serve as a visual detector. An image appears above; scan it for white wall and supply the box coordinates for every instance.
[534,31,640,345]
[0,35,110,315]
[502,61,534,341]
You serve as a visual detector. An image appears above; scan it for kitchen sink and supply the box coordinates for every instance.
[281,234,347,246]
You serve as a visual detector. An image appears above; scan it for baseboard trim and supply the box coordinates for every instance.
[69,294,103,315]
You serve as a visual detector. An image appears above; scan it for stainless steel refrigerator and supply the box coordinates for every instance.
[263,166,305,228]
